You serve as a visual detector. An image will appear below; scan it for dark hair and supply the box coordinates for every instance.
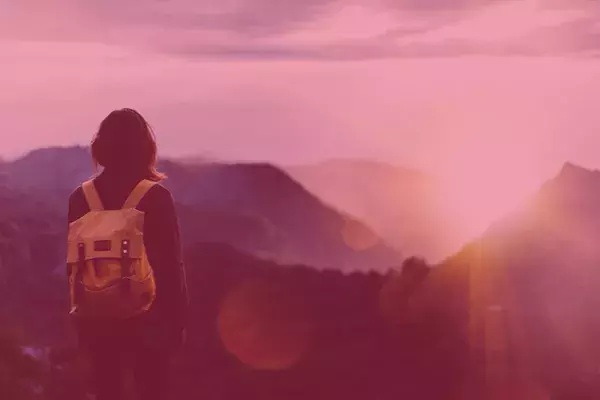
[91,108,165,181]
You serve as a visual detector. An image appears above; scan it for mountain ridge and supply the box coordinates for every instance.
[3,148,600,398]
[287,159,459,262]
[412,160,600,396]
[0,146,402,272]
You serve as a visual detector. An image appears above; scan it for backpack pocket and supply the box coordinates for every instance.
[71,259,156,318]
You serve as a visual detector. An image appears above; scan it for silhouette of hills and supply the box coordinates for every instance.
[288,159,461,262]
[160,159,401,270]
[0,146,93,198]
[1,241,432,400]
[411,161,600,398]
[3,157,600,399]
[0,146,401,271]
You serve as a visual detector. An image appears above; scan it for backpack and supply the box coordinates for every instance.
[66,179,157,319]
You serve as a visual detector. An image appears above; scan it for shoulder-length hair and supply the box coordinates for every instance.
[91,108,166,181]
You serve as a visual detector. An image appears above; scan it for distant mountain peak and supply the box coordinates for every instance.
[541,162,600,200]
[556,162,599,183]
[17,145,89,160]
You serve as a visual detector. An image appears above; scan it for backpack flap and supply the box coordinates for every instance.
[66,209,146,264]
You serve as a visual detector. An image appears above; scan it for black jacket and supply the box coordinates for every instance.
[67,169,188,351]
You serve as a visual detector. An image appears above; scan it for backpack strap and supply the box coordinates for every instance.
[122,179,157,210]
[81,180,104,211]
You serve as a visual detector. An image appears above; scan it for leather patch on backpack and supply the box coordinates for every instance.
[94,240,112,252]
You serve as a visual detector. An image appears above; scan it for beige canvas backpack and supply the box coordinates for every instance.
[66,179,157,319]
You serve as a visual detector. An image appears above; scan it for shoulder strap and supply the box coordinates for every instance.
[122,179,157,210]
[81,180,104,211]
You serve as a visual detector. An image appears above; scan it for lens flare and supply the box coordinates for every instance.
[217,280,315,371]
[342,218,380,251]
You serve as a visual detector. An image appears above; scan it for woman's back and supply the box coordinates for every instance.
[67,108,187,400]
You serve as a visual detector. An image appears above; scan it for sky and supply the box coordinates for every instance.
[2,0,600,228]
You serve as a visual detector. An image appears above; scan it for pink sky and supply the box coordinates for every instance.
[2,0,600,230]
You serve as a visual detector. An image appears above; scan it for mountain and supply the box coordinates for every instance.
[7,148,600,398]
[159,160,402,270]
[408,162,600,399]
[1,240,432,400]
[287,159,461,262]
[0,147,401,272]
[0,146,93,199]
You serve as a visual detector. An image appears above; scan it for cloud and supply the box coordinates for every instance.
[1,0,343,37]
[2,0,600,60]
[405,0,588,42]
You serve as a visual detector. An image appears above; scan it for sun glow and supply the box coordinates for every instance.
[437,160,542,242]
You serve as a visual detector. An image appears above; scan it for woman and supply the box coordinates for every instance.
[67,108,188,400]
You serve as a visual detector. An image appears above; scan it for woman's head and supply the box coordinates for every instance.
[91,108,165,181]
